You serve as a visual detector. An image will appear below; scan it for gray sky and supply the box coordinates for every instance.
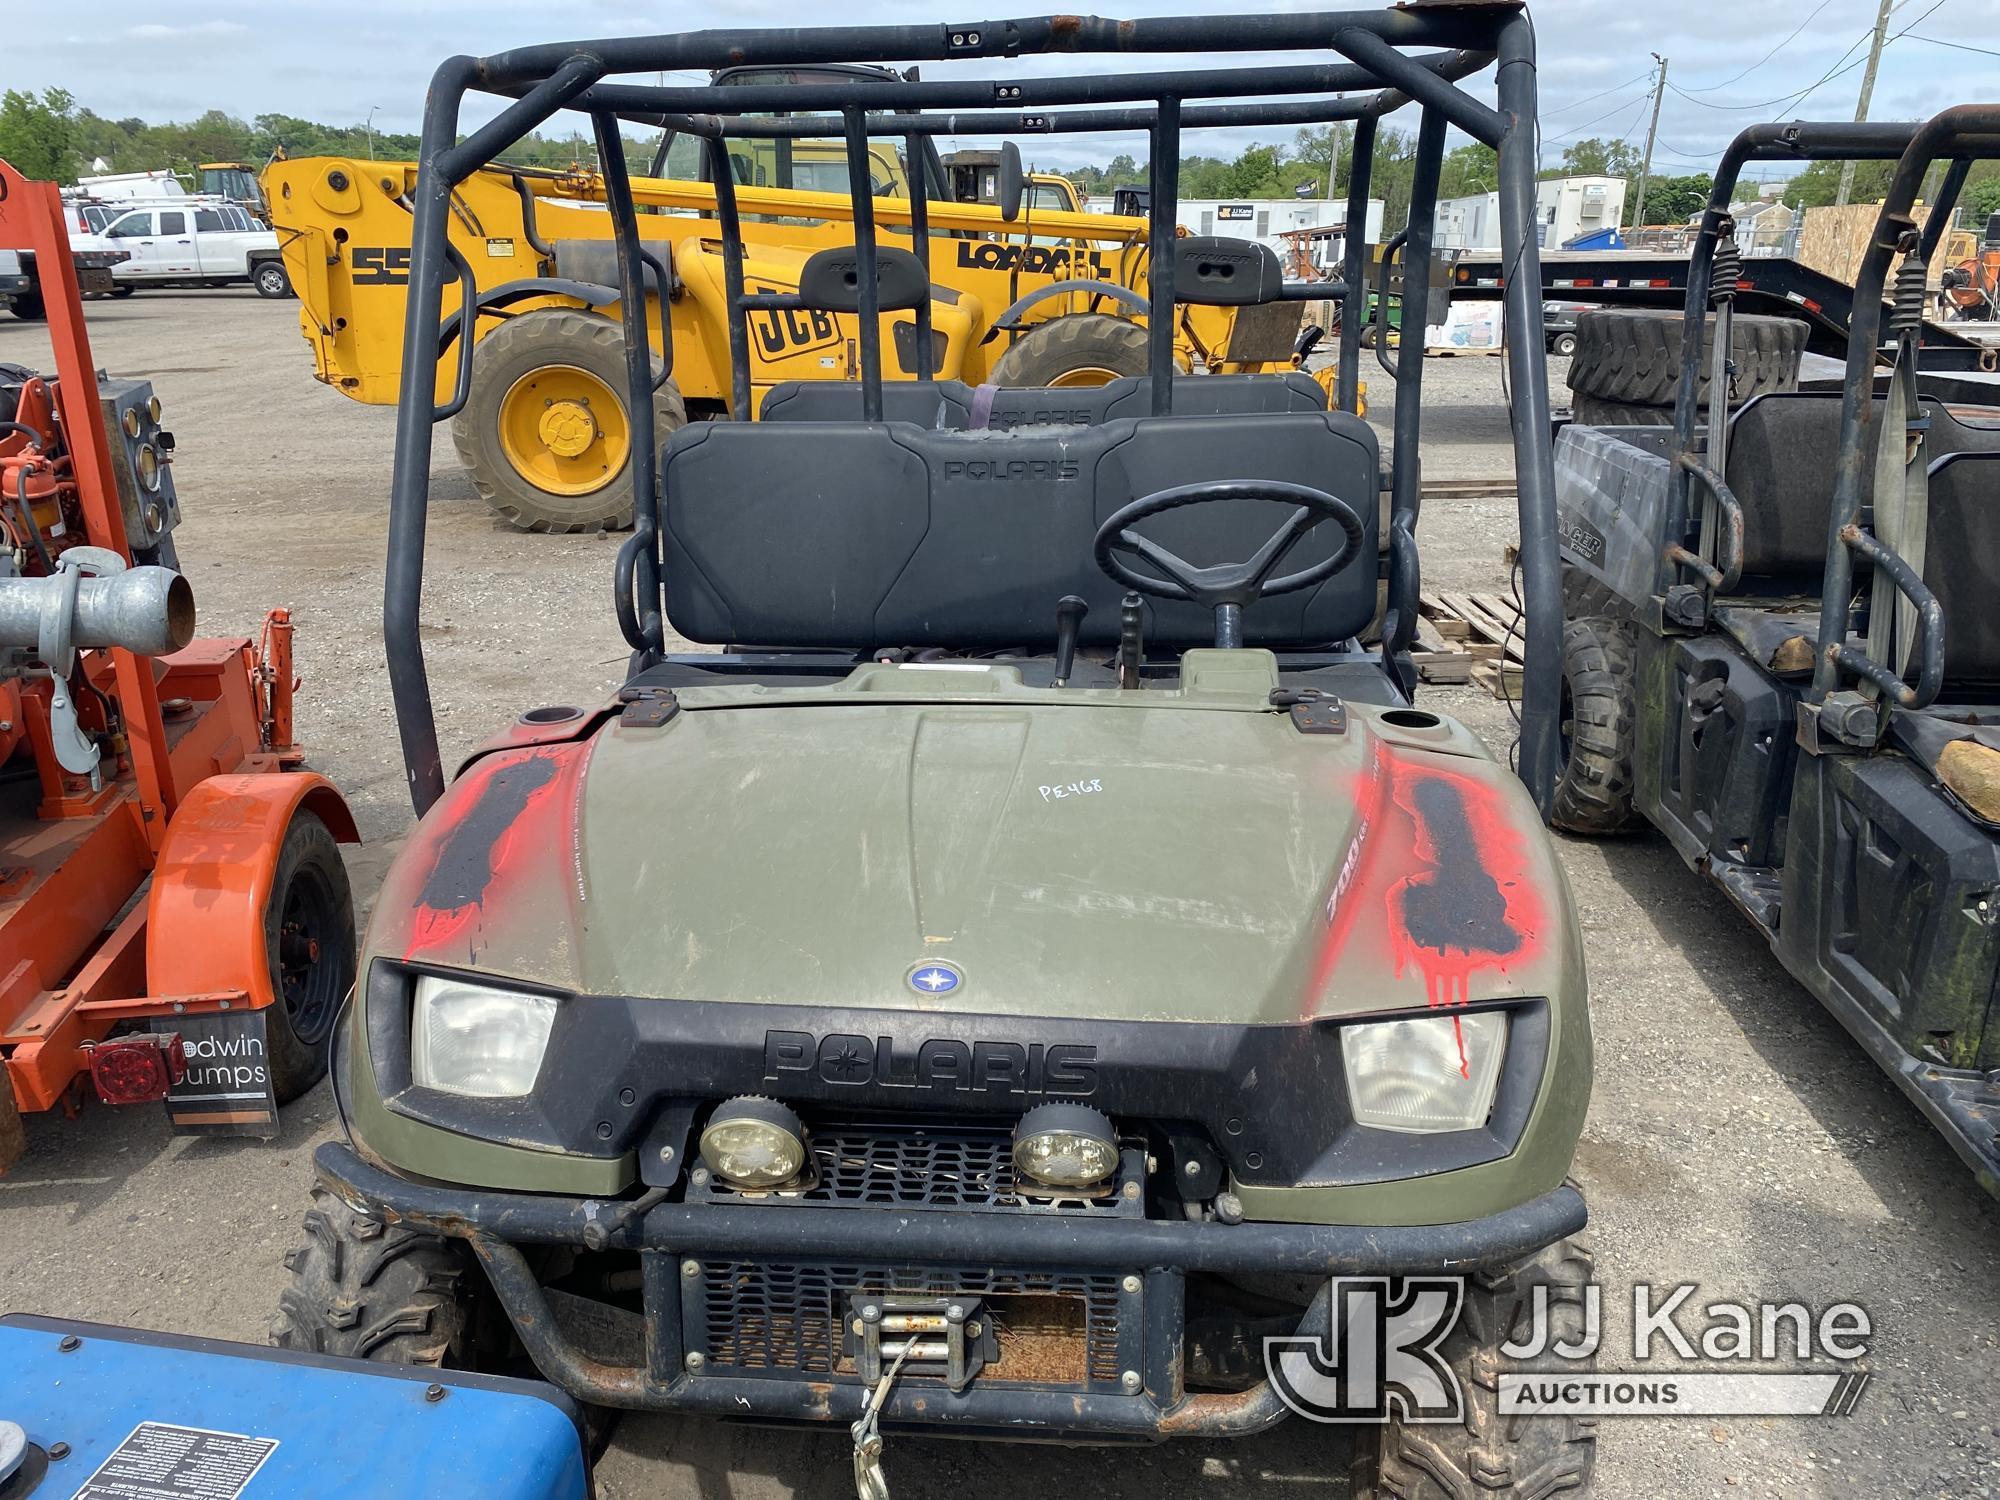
[7,0,1995,181]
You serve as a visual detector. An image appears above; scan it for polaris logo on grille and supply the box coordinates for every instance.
[763,1030,1098,1096]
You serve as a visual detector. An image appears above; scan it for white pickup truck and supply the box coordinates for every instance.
[71,201,292,298]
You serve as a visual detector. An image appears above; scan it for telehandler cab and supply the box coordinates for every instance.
[279,10,1596,1497]
[1553,111,2000,1195]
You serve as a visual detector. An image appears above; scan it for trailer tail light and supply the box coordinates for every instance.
[89,1033,188,1105]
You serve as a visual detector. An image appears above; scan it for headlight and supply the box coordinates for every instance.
[1012,1102,1118,1190]
[699,1096,808,1188]
[1341,1010,1507,1133]
[409,975,558,1097]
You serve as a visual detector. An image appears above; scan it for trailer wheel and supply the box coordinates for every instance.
[452,307,688,533]
[252,259,292,299]
[1567,308,1805,409]
[262,809,356,1104]
[7,290,44,321]
[1353,1236,1598,1500]
[990,312,1151,388]
[1553,615,1641,835]
[273,1186,477,1365]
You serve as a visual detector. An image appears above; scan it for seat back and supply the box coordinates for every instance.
[661,410,1379,651]
[1924,450,2000,689]
[759,370,1327,427]
[1726,393,2000,580]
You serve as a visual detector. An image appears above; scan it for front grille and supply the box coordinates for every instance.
[692,1260,1129,1388]
[693,1115,1142,1216]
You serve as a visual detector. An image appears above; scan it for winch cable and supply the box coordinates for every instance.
[849,1333,916,1500]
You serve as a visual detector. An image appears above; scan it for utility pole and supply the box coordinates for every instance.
[1835,0,1895,208]
[1629,53,1668,231]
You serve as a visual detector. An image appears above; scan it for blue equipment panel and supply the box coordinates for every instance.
[0,1315,589,1500]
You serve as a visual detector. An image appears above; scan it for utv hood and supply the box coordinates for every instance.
[375,668,1575,1026]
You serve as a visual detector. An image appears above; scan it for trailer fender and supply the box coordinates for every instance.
[145,773,359,1010]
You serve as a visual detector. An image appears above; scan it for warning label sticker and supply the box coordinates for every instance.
[70,1422,279,1500]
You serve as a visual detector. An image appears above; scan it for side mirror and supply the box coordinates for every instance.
[999,142,1025,223]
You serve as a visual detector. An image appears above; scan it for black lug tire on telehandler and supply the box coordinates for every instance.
[1566,308,1806,410]
[1553,614,1641,835]
[451,307,688,534]
[1353,1235,1599,1500]
[1568,394,1677,429]
[272,1186,476,1365]
[989,312,1151,387]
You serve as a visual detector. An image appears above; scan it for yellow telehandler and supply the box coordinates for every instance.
[266,121,1316,530]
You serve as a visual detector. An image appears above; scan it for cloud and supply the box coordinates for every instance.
[122,20,251,39]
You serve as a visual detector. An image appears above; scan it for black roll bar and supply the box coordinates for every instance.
[384,7,1563,816]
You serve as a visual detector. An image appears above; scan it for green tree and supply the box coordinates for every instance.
[1438,142,1498,199]
[0,88,80,182]
[1560,137,1641,178]
[1642,173,1713,227]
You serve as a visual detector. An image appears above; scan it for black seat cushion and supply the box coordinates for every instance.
[758,371,1327,429]
[662,410,1379,652]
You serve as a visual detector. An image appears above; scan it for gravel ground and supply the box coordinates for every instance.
[1,291,1995,1499]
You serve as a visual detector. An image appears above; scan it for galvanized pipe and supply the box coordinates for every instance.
[0,567,193,657]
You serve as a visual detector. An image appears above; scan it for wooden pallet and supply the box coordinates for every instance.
[1415,590,1527,696]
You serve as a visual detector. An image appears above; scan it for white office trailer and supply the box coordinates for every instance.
[1434,175,1628,251]
[1083,193,1386,258]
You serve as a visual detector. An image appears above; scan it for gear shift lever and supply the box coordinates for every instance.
[1052,595,1089,687]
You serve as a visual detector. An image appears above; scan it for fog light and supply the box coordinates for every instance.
[700,1097,808,1189]
[1012,1102,1118,1190]
[1341,1009,1507,1133]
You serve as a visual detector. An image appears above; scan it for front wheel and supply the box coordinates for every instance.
[1552,615,1641,835]
[1353,1236,1598,1500]
[252,259,292,298]
[273,1186,477,1363]
[1551,331,1578,357]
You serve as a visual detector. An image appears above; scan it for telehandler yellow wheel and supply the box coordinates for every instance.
[989,312,1151,388]
[451,307,687,533]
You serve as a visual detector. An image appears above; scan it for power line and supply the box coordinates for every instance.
[1540,73,1652,120]
[1544,88,1654,140]
[1901,28,2000,55]
[1674,0,1839,92]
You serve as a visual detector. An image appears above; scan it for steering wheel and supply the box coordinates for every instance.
[1092,481,1365,648]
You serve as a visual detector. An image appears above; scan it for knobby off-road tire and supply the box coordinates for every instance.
[1353,1236,1598,1500]
[990,312,1150,387]
[452,307,688,533]
[1566,309,1806,410]
[1568,394,1677,429]
[272,1186,474,1364]
[1553,614,1641,835]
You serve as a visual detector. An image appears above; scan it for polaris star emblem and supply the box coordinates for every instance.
[907,962,963,995]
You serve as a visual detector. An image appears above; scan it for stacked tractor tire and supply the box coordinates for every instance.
[1564,309,1808,427]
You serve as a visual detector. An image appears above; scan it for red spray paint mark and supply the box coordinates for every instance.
[1309,745,1545,1012]
[401,744,585,963]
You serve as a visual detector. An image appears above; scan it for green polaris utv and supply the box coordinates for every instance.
[275,8,1598,1495]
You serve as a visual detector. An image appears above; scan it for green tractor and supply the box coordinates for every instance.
[276,8,1598,1496]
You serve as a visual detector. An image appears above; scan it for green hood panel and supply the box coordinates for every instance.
[374,667,1579,1029]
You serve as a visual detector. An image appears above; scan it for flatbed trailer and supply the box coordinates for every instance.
[1449,248,1996,367]
[0,246,125,320]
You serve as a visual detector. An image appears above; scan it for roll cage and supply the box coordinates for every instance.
[1657,110,2000,733]
[383,5,1563,815]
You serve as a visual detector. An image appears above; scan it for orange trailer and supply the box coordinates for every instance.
[0,157,357,1169]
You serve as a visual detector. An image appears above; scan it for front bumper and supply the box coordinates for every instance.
[317,1140,1587,1438]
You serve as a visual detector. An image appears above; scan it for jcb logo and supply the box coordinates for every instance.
[351,246,411,285]
[955,241,1110,278]
[751,284,841,358]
